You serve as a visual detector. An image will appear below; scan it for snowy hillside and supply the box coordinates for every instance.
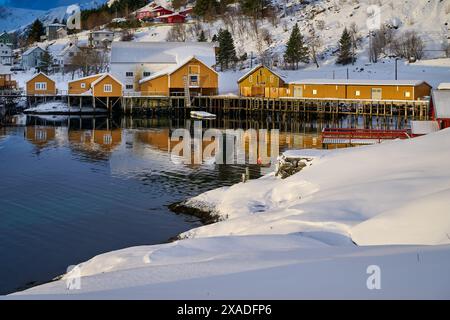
[0,6,45,32]
[0,0,109,33]
[10,129,450,299]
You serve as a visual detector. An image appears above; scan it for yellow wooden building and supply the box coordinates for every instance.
[286,79,432,101]
[0,68,16,89]
[238,65,286,98]
[26,73,57,96]
[68,74,104,95]
[139,56,218,96]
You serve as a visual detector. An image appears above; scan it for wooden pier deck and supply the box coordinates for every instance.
[1,90,430,120]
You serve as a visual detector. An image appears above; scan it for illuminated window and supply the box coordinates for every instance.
[355,90,361,96]
[312,89,318,95]
[405,91,411,98]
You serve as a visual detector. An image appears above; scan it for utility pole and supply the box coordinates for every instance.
[395,58,399,80]
[347,68,349,80]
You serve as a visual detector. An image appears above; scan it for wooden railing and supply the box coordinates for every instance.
[322,128,411,144]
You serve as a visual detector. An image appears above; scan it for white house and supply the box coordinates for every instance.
[22,46,46,70]
[0,43,13,65]
[89,30,116,48]
[56,42,81,69]
[110,41,216,92]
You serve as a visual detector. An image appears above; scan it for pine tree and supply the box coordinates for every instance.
[194,0,218,18]
[39,50,53,74]
[27,19,45,44]
[337,27,355,65]
[211,34,218,42]
[198,30,207,42]
[284,23,309,70]
[217,29,237,70]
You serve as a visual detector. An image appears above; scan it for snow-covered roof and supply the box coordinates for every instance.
[23,45,46,56]
[111,42,216,66]
[139,56,217,84]
[410,121,440,135]
[91,73,123,88]
[289,79,430,87]
[432,90,450,119]
[27,72,54,83]
[238,65,285,83]
[437,83,450,90]
[157,13,186,19]
[0,65,11,74]
[68,73,106,84]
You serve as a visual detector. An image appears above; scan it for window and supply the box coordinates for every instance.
[80,83,86,89]
[189,75,199,85]
[143,72,151,77]
[104,84,113,92]
[126,72,134,77]
[103,134,112,145]
[355,90,361,97]
[126,84,134,90]
[188,65,200,74]
[405,91,411,98]
[312,89,318,95]
[35,82,47,91]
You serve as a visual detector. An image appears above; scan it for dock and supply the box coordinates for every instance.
[1,90,430,120]
[321,128,411,146]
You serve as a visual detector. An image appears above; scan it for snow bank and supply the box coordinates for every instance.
[8,128,450,299]
[24,102,107,114]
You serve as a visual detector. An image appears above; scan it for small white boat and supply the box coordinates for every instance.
[190,111,217,120]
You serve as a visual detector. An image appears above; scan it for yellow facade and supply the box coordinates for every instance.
[68,75,103,95]
[139,74,170,96]
[0,73,16,89]
[92,74,123,97]
[139,57,218,96]
[26,73,56,96]
[287,81,432,101]
[238,66,285,98]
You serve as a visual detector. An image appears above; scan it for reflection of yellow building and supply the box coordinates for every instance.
[68,129,122,153]
[25,126,56,148]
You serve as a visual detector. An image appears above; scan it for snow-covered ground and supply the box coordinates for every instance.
[8,128,450,299]
[24,101,107,114]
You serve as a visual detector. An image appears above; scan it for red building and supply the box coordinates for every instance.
[158,13,186,24]
[136,5,174,21]
[431,89,450,129]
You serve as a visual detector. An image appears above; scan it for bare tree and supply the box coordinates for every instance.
[308,28,322,68]
[392,31,425,60]
[166,24,187,42]
[68,47,109,77]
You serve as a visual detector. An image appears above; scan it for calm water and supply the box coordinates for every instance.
[0,114,407,294]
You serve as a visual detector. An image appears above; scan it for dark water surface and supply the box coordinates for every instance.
[0,114,407,294]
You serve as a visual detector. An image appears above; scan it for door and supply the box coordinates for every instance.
[371,88,382,100]
[293,86,303,97]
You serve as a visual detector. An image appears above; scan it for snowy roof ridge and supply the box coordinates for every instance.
[23,45,46,56]
[68,73,106,84]
[289,79,430,86]
[139,56,217,84]
[237,65,285,83]
[27,72,54,83]
[90,73,123,88]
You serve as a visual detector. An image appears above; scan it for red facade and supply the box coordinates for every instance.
[166,14,186,24]
[136,6,174,20]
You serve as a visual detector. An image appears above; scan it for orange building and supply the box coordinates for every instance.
[26,73,57,96]
[238,65,286,98]
[68,74,104,95]
[0,67,16,89]
[139,56,218,96]
[91,74,123,98]
[287,79,431,101]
